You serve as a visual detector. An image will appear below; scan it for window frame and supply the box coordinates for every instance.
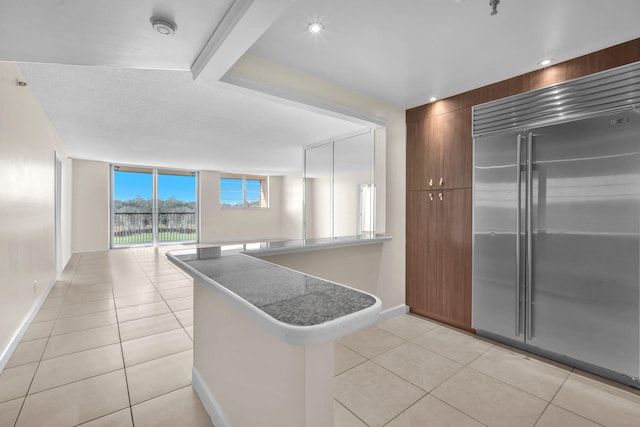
[110,164,199,247]
[220,173,269,209]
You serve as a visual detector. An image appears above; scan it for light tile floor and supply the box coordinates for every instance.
[1,247,640,426]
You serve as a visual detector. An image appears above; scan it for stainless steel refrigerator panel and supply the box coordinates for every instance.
[527,112,640,377]
[473,131,524,340]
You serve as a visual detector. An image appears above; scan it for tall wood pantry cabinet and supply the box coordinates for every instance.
[406,108,473,331]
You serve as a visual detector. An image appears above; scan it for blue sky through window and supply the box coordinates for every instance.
[158,174,196,202]
[114,171,151,200]
[220,177,243,206]
[220,177,264,207]
[114,171,196,201]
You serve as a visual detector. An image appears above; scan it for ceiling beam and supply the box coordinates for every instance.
[191,0,296,84]
[219,54,390,127]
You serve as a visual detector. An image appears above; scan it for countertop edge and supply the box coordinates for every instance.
[166,249,382,346]
[243,235,392,257]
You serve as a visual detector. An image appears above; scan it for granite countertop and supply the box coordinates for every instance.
[167,235,388,345]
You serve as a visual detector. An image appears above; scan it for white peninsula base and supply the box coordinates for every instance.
[192,279,335,427]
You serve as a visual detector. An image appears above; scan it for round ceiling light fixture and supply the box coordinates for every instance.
[429,96,437,102]
[308,22,323,34]
[540,58,554,66]
[151,17,177,36]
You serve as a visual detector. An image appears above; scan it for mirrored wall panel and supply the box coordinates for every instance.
[304,142,332,238]
[304,129,376,238]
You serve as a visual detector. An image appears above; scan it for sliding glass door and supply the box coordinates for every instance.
[113,167,153,245]
[112,166,197,247]
[157,170,197,243]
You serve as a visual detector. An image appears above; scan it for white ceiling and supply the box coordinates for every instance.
[18,63,363,174]
[250,0,640,109]
[0,0,234,70]
[6,0,640,173]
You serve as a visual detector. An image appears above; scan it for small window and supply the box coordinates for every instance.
[220,174,269,208]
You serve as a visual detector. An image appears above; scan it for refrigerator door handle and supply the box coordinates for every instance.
[526,132,534,340]
[515,134,522,336]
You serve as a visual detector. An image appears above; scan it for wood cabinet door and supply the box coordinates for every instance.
[436,188,472,328]
[407,120,428,191]
[407,109,471,191]
[434,109,472,190]
[406,191,438,311]
[407,119,442,191]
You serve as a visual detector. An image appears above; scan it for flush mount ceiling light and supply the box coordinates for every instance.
[308,22,323,34]
[151,17,177,36]
[540,58,554,66]
[489,0,500,15]
[429,96,437,102]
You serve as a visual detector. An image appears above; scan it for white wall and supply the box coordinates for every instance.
[200,171,296,242]
[230,55,406,309]
[280,174,303,239]
[306,176,332,238]
[0,63,73,364]
[333,170,371,237]
[260,244,384,306]
[374,127,387,234]
[72,160,110,252]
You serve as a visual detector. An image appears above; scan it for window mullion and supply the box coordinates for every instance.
[242,175,246,208]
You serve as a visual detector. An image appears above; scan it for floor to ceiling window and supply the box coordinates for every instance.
[112,166,197,247]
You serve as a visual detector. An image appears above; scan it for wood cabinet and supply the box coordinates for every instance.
[406,105,473,331]
[406,191,437,312]
[406,189,472,330]
[406,109,472,192]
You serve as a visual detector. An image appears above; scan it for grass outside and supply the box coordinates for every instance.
[113,232,196,245]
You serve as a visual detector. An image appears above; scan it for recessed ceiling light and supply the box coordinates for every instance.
[308,22,323,34]
[540,58,554,66]
[151,17,177,36]
[429,97,437,102]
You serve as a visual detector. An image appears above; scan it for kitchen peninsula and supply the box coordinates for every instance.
[167,235,390,427]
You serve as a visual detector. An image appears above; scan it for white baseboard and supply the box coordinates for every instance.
[192,367,232,427]
[376,304,410,324]
[0,275,58,372]
[71,247,109,254]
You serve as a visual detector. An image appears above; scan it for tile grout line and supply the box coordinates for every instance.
[20,366,125,399]
[531,370,571,427]
[48,318,119,339]
[70,408,129,427]
[372,351,467,397]
[12,253,80,427]
[363,352,430,426]
[65,250,122,427]
[334,398,369,426]
[107,253,136,426]
[463,363,559,403]
[367,321,579,426]
[531,368,606,427]
[338,321,495,426]
[337,330,425,426]
[12,319,54,426]
[131,248,194,340]
[336,323,501,426]
[429,394,489,427]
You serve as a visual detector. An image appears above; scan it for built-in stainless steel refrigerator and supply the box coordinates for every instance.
[472,62,640,387]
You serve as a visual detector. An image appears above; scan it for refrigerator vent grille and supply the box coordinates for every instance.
[473,61,640,136]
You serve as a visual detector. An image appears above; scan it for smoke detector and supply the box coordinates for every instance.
[151,17,177,36]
